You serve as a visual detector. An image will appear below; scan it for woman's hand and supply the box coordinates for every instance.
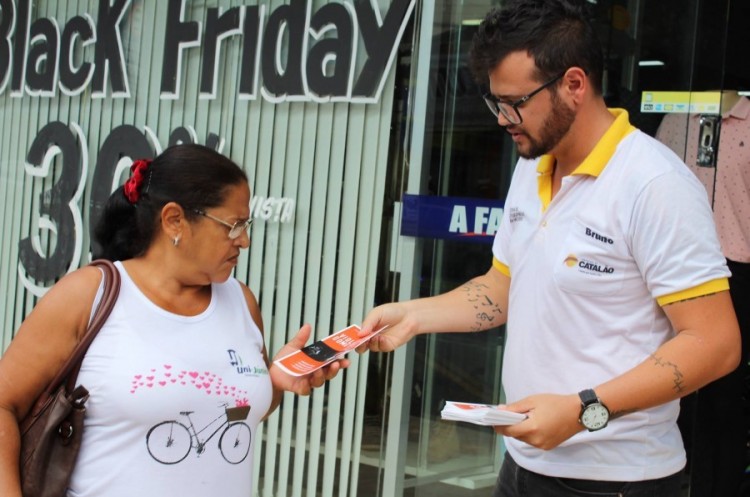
[269,324,349,396]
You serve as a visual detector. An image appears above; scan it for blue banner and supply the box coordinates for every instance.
[400,194,505,244]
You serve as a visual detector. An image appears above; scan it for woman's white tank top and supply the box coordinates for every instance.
[68,262,273,497]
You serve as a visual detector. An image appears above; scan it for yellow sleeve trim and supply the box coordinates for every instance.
[656,278,730,306]
[493,258,511,277]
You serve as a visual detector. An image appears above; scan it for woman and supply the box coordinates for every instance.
[0,144,345,496]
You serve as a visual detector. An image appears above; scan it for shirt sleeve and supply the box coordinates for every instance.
[629,169,730,305]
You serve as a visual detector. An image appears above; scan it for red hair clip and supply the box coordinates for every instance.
[123,159,152,204]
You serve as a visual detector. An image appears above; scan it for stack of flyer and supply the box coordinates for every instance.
[274,325,387,376]
[441,401,527,426]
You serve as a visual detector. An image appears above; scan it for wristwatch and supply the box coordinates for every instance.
[578,389,610,431]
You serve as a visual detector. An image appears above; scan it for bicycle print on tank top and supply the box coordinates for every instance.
[130,361,259,466]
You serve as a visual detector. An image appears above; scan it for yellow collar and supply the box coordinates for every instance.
[537,108,636,209]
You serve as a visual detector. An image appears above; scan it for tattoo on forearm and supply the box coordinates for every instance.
[650,354,686,393]
[463,280,503,331]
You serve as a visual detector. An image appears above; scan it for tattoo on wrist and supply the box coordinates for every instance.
[463,280,503,331]
[649,354,686,393]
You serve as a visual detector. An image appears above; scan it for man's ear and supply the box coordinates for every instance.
[561,67,588,106]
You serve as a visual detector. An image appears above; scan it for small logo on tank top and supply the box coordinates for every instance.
[227,349,268,376]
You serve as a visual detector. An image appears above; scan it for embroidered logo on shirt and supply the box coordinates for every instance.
[564,254,615,275]
[584,227,614,245]
[509,207,525,223]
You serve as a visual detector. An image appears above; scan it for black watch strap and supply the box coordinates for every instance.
[579,388,598,406]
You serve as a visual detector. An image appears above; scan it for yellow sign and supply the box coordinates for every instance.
[640,91,721,114]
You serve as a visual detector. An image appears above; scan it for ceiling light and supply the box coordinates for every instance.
[639,60,665,67]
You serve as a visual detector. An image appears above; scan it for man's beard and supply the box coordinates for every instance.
[514,91,575,159]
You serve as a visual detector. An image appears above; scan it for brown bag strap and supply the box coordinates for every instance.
[44,259,121,397]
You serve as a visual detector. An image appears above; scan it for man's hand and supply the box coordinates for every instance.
[356,303,418,353]
[493,393,584,450]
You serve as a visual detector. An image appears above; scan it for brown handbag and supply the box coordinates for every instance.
[18,259,120,497]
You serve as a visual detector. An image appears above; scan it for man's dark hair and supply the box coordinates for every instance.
[469,0,604,95]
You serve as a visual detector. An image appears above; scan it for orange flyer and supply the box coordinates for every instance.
[273,325,387,376]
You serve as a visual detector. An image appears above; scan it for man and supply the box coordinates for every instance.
[359,0,741,495]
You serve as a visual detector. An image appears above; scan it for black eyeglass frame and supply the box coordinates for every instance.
[482,72,566,125]
[193,209,253,240]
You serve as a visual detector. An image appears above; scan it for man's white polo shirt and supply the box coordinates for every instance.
[492,109,730,481]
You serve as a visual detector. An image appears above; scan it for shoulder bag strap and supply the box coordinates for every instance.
[42,259,121,397]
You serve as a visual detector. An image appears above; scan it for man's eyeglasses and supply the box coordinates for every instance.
[193,209,253,239]
[482,72,565,125]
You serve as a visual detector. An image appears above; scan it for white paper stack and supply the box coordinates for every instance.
[440,401,527,426]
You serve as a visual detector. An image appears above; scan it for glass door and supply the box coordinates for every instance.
[405,1,513,495]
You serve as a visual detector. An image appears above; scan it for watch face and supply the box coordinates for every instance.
[581,404,609,431]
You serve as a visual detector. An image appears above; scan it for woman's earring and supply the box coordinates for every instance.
[173,235,180,247]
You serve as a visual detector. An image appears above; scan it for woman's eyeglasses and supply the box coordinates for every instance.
[193,209,253,239]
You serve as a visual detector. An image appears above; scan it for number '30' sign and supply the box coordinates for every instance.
[18,121,223,296]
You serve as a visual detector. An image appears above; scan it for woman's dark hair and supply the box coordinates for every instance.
[93,144,248,261]
[469,0,604,95]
